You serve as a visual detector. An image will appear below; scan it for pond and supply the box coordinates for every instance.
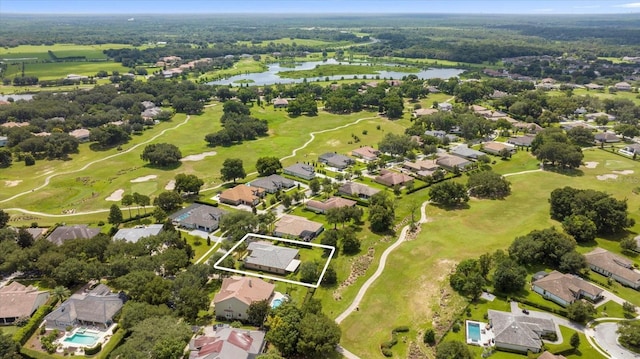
[207,59,464,86]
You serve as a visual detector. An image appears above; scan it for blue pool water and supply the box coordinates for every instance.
[272,298,284,309]
[467,322,481,342]
[63,333,99,346]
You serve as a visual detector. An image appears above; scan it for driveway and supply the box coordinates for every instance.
[594,322,640,359]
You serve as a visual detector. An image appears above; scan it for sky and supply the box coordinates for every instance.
[1,0,640,14]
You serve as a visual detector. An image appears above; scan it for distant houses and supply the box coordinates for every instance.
[273,214,324,241]
[249,174,295,193]
[374,169,414,187]
[220,184,265,207]
[318,152,354,170]
[189,326,266,359]
[306,196,356,214]
[351,146,380,162]
[338,181,380,199]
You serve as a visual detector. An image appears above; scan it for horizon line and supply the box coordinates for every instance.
[2,11,639,15]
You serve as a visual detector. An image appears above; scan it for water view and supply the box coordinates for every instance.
[208,59,464,86]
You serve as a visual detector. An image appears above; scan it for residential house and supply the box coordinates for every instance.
[47,225,101,245]
[402,159,440,177]
[0,282,50,324]
[413,108,438,117]
[338,182,380,199]
[585,248,640,289]
[488,310,556,354]
[482,142,516,156]
[0,135,7,147]
[538,351,567,359]
[273,214,324,241]
[44,284,124,329]
[113,224,163,243]
[249,175,295,194]
[438,102,453,111]
[244,241,301,275]
[306,196,356,214]
[189,327,266,359]
[69,128,91,142]
[318,152,355,170]
[273,98,289,108]
[283,163,315,180]
[450,144,485,160]
[585,112,615,122]
[513,121,543,134]
[585,83,604,90]
[619,144,640,157]
[22,227,47,241]
[507,135,535,147]
[220,185,265,207]
[141,106,162,119]
[169,204,226,232]
[374,169,414,187]
[490,90,508,99]
[213,276,274,321]
[436,154,474,172]
[614,82,632,91]
[1,121,29,129]
[351,146,380,161]
[594,132,620,143]
[531,271,604,307]
[424,130,447,139]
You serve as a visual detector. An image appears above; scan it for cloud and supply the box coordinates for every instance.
[616,2,640,7]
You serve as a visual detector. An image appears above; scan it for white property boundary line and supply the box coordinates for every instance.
[213,233,335,289]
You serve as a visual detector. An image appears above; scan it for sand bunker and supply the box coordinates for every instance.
[131,175,158,183]
[4,180,22,187]
[583,161,599,169]
[181,151,217,162]
[597,174,618,181]
[165,180,176,190]
[105,189,124,201]
[613,170,634,175]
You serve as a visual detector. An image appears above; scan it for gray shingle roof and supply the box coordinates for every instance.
[245,241,299,272]
[45,285,123,326]
[489,310,555,351]
[113,224,163,243]
[249,174,295,193]
[47,225,101,245]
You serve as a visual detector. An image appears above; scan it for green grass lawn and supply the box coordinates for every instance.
[339,149,640,358]
[4,61,132,80]
[0,326,19,335]
[236,37,353,47]
[0,43,141,60]
[197,58,267,81]
[277,63,420,79]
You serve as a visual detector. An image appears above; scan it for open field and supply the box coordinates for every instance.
[236,37,354,47]
[197,58,267,81]
[339,149,640,358]
[3,61,133,80]
[546,87,640,105]
[0,43,143,60]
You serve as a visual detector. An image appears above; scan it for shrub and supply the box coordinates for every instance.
[381,348,393,357]
[452,323,461,333]
[424,328,436,345]
[84,342,102,355]
[392,326,410,333]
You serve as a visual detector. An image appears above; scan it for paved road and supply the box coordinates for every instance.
[594,322,640,359]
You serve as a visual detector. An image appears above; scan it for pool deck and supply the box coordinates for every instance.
[55,323,117,353]
[270,291,287,308]
[465,320,495,347]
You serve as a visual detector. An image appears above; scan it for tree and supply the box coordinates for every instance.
[467,171,511,199]
[566,301,595,323]
[449,259,485,300]
[424,328,436,345]
[108,204,123,225]
[429,181,469,207]
[436,340,472,359]
[153,191,183,212]
[140,143,182,167]
[340,228,361,254]
[620,236,638,253]
[562,214,596,243]
[623,301,637,316]
[110,316,192,358]
[0,210,9,229]
[174,173,204,195]
[220,211,257,241]
[618,321,640,351]
[220,158,246,183]
[299,261,319,284]
[256,156,283,176]
[321,265,337,286]
[265,303,303,357]
[369,191,395,232]
[121,194,134,218]
[567,127,595,147]
[51,286,70,302]
[247,300,270,326]
[492,258,527,294]
[509,227,582,271]
[309,178,321,194]
[614,124,640,140]
[153,207,167,223]
[296,313,341,358]
[570,332,580,350]
[16,228,34,248]
[378,133,415,157]
[119,301,173,330]
[0,149,12,168]
[0,330,20,359]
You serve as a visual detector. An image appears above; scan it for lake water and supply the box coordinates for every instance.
[208,59,464,86]
[0,94,34,101]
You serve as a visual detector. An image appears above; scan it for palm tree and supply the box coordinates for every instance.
[52,286,70,303]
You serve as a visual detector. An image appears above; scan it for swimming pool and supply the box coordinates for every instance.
[271,298,284,308]
[467,322,481,342]
[63,333,99,346]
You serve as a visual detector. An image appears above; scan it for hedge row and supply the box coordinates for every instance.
[95,327,127,359]
[20,347,64,359]
[84,342,102,355]
[121,212,153,223]
[13,297,58,345]
[516,298,568,317]
[336,194,370,207]
[194,198,219,207]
